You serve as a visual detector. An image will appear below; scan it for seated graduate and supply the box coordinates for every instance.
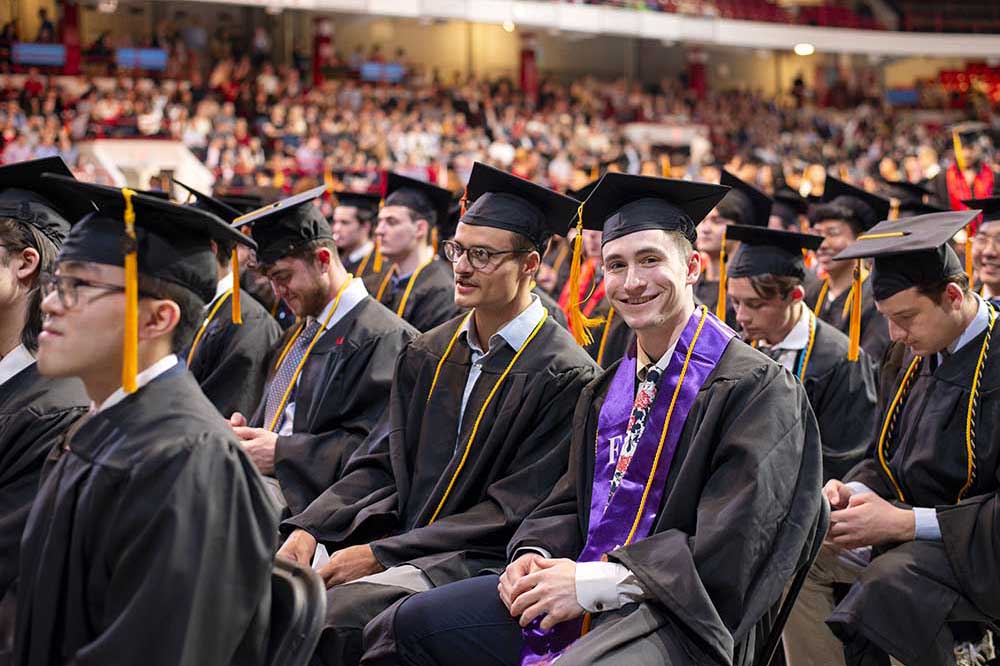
[229,186,418,516]
[725,217,878,484]
[370,172,824,666]
[276,163,600,666]
[966,197,1000,304]
[173,180,282,418]
[0,158,90,646]
[333,191,387,280]
[15,176,277,666]
[783,210,1000,666]
[806,176,891,362]
[366,173,463,332]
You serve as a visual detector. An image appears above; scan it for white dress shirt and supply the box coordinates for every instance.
[758,304,812,373]
[0,344,36,387]
[276,278,369,436]
[347,241,374,267]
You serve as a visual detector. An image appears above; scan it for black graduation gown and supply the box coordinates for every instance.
[533,286,568,329]
[508,341,823,664]
[13,367,278,666]
[364,259,462,332]
[797,318,879,482]
[187,288,281,418]
[343,248,391,284]
[831,334,1000,661]
[284,314,600,586]
[806,277,891,364]
[581,303,634,369]
[251,297,418,516]
[0,365,88,596]
[694,277,738,329]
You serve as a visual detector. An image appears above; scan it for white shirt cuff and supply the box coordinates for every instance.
[913,507,942,541]
[574,561,645,613]
[512,546,551,561]
[844,481,875,496]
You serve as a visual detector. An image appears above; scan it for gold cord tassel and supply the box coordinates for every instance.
[953,130,967,173]
[231,248,242,325]
[373,238,383,273]
[431,227,439,255]
[966,225,975,282]
[121,188,139,393]
[889,198,900,221]
[848,260,863,362]
[715,228,728,320]
[566,203,603,346]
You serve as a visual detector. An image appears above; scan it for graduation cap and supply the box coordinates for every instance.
[774,186,809,216]
[727,225,823,281]
[822,176,891,232]
[220,194,266,215]
[234,185,333,267]
[138,188,172,201]
[719,170,772,227]
[566,172,729,344]
[835,209,979,301]
[963,197,1000,226]
[952,121,990,142]
[333,191,381,219]
[173,179,243,223]
[898,199,949,219]
[460,162,579,253]
[41,173,256,394]
[0,157,95,245]
[383,172,452,230]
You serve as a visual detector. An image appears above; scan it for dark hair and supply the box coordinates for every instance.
[137,274,206,354]
[748,274,802,301]
[915,272,971,301]
[258,238,340,273]
[809,202,863,235]
[212,237,238,268]
[0,217,59,353]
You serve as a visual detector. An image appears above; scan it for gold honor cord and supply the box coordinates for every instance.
[596,307,615,367]
[120,187,139,394]
[265,276,355,433]
[841,267,870,321]
[797,311,818,380]
[715,229,728,321]
[186,289,233,366]
[425,310,549,525]
[356,247,373,277]
[812,278,830,315]
[231,248,242,324]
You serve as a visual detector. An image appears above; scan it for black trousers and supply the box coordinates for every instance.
[363,575,523,666]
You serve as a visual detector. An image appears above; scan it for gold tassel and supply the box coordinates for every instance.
[848,260,862,362]
[953,130,967,173]
[889,198,900,221]
[274,169,285,190]
[121,188,139,393]
[231,248,242,325]
[660,154,670,178]
[566,203,603,346]
[715,228,728,320]
[839,165,850,181]
[431,227,439,255]
[590,163,599,181]
[373,238,383,273]
[966,225,975,282]
[323,169,335,194]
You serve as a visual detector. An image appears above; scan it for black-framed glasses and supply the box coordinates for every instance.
[40,274,152,309]
[442,240,531,270]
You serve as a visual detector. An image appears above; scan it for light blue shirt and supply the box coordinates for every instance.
[455,295,546,443]
[847,294,994,541]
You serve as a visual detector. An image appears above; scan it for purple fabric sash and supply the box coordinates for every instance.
[520,308,734,665]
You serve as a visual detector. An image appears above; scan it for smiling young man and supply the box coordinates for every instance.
[276,163,599,666]
[366,173,462,332]
[15,176,277,666]
[967,196,1000,302]
[0,158,90,652]
[333,191,385,280]
[807,176,891,362]
[784,210,1000,666]
[727,224,877,482]
[229,185,417,516]
[173,180,281,418]
[375,172,823,666]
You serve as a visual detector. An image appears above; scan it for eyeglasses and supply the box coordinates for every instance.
[40,274,152,309]
[442,240,531,270]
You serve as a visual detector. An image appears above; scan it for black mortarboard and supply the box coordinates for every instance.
[383,172,452,229]
[235,185,333,266]
[0,157,94,245]
[879,178,932,205]
[822,176,891,231]
[962,197,1000,225]
[42,174,257,393]
[720,170,772,227]
[579,172,730,245]
[219,194,265,215]
[774,186,809,216]
[334,191,382,218]
[834,210,979,300]
[727,225,823,280]
[461,162,579,253]
[898,199,948,219]
[138,189,172,201]
[173,178,242,223]
[952,121,990,142]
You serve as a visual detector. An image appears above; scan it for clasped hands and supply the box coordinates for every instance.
[228,412,278,475]
[823,479,916,550]
[498,553,585,631]
[277,529,384,588]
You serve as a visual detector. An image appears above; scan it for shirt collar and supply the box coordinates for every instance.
[949,294,992,355]
[315,278,369,332]
[770,305,812,352]
[93,354,179,414]
[461,295,546,356]
[0,344,35,387]
[212,271,234,304]
[635,338,678,381]
[347,241,374,265]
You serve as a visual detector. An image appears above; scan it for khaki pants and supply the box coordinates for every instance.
[783,543,867,666]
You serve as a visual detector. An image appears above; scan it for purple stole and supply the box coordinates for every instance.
[520,308,735,665]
